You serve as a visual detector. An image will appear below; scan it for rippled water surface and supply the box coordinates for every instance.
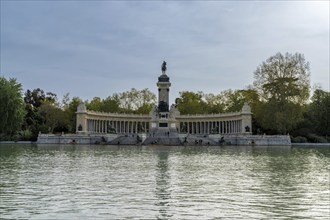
[0,144,329,219]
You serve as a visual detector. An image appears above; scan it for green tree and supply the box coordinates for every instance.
[203,93,225,113]
[0,76,26,137]
[309,89,330,136]
[24,88,58,107]
[86,97,103,111]
[116,88,156,113]
[176,91,207,114]
[253,52,311,134]
[63,96,82,133]
[38,102,66,133]
[86,96,120,113]
[23,88,66,139]
[101,96,120,113]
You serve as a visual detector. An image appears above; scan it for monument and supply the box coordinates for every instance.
[37,61,290,146]
[149,61,179,134]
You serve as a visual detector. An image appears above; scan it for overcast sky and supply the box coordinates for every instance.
[1,1,329,104]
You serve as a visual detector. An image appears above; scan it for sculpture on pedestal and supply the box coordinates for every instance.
[161,61,167,74]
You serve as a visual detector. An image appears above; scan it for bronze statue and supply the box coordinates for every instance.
[161,61,167,74]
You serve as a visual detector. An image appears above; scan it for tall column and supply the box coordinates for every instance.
[224,121,226,134]
[102,120,104,133]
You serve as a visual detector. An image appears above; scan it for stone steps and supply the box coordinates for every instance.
[143,137,182,146]
[108,135,140,145]
[182,134,219,146]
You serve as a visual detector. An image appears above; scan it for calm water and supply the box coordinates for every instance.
[0,144,329,219]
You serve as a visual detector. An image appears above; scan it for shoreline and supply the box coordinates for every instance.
[1,141,329,147]
[291,143,330,147]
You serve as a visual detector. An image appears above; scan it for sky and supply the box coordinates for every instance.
[1,1,329,104]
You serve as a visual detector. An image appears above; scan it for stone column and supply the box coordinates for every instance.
[76,102,88,134]
[241,103,252,134]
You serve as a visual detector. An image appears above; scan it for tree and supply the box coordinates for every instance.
[23,88,63,139]
[176,91,207,114]
[38,102,66,133]
[203,93,225,113]
[0,77,26,137]
[309,89,330,136]
[116,88,156,113]
[24,88,46,108]
[86,96,120,113]
[253,52,311,134]
[63,96,82,133]
[86,97,103,111]
[101,96,120,113]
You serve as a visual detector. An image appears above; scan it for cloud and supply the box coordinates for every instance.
[1,1,329,103]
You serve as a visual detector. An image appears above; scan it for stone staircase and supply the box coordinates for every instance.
[108,134,141,145]
[143,131,182,146]
[182,134,219,146]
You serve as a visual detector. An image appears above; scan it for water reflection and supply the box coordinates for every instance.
[154,149,172,219]
[0,144,329,219]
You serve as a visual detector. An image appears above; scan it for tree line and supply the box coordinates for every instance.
[1,52,329,142]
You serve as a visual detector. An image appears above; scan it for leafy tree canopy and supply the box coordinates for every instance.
[254,52,310,104]
[253,52,311,134]
[0,76,26,136]
[309,89,330,136]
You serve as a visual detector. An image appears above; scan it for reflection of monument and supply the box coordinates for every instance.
[155,150,171,218]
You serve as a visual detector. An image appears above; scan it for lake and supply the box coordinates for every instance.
[0,144,329,219]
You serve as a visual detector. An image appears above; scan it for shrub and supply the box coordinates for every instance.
[291,136,307,143]
[307,134,328,143]
[18,130,33,141]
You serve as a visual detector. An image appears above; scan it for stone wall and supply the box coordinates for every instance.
[37,134,117,145]
[37,133,291,146]
[209,134,291,146]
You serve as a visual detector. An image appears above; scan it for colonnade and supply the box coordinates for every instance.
[86,119,150,134]
[179,120,242,134]
[77,108,251,135]
[83,119,244,134]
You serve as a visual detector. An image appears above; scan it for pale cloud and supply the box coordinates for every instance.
[1,1,329,103]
